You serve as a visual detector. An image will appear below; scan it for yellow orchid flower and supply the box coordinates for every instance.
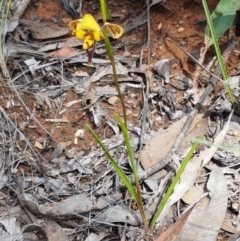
[69,14,123,50]
[69,14,104,50]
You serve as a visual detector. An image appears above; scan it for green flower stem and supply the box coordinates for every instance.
[99,0,127,125]
[99,0,111,21]
[101,28,127,125]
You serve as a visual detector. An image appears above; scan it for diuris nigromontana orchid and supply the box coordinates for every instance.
[69,13,123,64]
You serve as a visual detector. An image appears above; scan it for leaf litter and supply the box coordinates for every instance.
[1,0,240,240]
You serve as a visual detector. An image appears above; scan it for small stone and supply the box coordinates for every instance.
[34,141,43,150]
[139,64,148,72]
[108,96,119,106]
[177,27,185,33]
[233,130,239,136]
[62,18,72,24]
[75,129,85,139]
[232,202,239,211]
[19,121,28,131]
[126,109,132,115]
[157,22,162,30]
[123,49,131,57]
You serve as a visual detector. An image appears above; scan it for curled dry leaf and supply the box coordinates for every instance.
[19,19,70,39]
[96,205,143,226]
[82,90,96,107]
[171,74,193,90]
[153,59,173,84]
[19,193,122,220]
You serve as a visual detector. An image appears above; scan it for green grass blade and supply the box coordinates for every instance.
[150,136,203,228]
[115,115,137,180]
[115,114,148,229]
[202,0,235,106]
[203,0,227,80]
[86,123,138,201]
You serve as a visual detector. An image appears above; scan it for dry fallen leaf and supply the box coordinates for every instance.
[140,99,209,169]
[154,207,194,241]
[175,168,228,241]
[20,19,70,39]
[41,221,69,241]
[48,47,79,57]
[140,116,187,169]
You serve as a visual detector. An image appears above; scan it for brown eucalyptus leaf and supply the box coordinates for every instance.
[154,207,193,241]
[140,116,187,169]
[19,19,70,39]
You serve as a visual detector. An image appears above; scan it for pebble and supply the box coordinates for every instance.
[126,109,132,116]
[61,18,72,24]
[177,27,185,33]
[233,130,239,136]
[108,96,119,106]
[34,141,43,150]
[157,22,162,30]
[75,129,84,139]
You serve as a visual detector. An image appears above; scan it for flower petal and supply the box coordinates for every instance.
[75,29,86,39]
[80,14,101,32]
[83,35,94,49]
[93,31,103,41]
[104,22,124,39]
[68,20,81,32]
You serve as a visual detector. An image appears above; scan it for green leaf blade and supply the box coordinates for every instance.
[215,0,240,14]
[205,13,235,46]
[86,124,138,202]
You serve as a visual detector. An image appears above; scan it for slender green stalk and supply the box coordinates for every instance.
[202,0,235,106]
[115,114,148,230]
[99,0,111,21]
[99,0,127,125]
[150,136,203,228]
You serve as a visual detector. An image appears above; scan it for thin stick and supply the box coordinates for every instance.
[166,38,224,83]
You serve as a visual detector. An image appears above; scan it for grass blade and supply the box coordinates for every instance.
[86,123,138,202]
[202,0,235,106]
[115,114,148,229]
[150,136,203,228]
